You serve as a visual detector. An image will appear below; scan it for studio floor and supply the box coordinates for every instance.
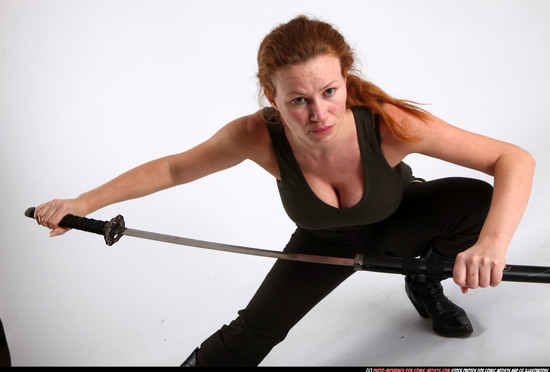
[258,270,550,367]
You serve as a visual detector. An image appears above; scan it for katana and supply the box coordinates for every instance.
[25,207,550,283]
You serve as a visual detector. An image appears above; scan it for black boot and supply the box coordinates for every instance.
[181,347,210,367]
[181,348,198,367]
[405,275,473,337]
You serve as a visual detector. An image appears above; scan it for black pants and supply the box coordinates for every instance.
[200,177,493,366]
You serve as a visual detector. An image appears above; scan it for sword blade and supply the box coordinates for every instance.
[122,227,359,268]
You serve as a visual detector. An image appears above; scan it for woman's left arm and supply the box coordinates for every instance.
[382,104,536,293]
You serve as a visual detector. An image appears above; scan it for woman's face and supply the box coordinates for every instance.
[268,54,348,147]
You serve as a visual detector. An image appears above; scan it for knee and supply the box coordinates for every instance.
[451,178,494,237]
[464,178,493,217]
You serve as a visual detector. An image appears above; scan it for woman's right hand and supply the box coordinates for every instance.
[34,198,89,237]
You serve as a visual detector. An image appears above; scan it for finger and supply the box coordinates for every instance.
[41,200,61,229]
[490,265,504,287]
[465,259,480,289]
[36,208,47,226]
[50,226,70,237]
[478,262,492,288]
[478,258,505,288]
[453,254,467,288]
[34,204,44,223]
[42,200,56,223]
[35,202,51,226]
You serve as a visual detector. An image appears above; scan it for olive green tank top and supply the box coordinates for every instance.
[265,106,414,231]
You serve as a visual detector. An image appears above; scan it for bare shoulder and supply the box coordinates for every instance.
[212,110,271,154]
[211,110,279,177]
[378,102,448,165]
[377,103,417,165]
[242,110,272,142]
[381,103,437,134]
[380,103,451,144]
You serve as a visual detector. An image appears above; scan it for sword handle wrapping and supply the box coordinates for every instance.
[401,256,454,279]
[360,256,453,279]
[25,207,125,246]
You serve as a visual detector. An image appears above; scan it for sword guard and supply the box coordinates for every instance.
[103,214,125,246]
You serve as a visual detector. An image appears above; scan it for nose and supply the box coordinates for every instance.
[310,101,328,122]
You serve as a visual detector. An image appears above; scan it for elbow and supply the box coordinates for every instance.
[508,147,536,179]
[520,148,536,174]
[489,146,536,178]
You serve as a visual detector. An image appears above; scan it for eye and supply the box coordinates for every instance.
[324,88,336,96]
[291,97,307,105]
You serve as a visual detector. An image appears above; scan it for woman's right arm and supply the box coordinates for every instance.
[35,112,272,236]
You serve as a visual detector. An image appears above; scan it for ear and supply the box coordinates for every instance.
[264,89,279,111]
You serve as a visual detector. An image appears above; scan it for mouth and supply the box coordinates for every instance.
[310,125,334,135]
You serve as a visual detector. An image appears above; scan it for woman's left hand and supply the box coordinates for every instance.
[452,242,507,294]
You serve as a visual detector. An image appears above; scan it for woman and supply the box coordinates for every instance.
[34,16,535,366]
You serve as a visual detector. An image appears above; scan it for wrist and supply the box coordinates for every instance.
[475,234,510,253]
[75,193,95,216]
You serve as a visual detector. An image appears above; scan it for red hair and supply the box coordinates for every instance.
[257,15,428,142]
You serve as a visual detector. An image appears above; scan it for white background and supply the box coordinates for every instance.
[1,0,549,366]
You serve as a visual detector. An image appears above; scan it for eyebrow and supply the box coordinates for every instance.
[284,80,341,97]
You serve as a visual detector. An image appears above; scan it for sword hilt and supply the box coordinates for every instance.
[25,207,125,246]
[357,255,453,279]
